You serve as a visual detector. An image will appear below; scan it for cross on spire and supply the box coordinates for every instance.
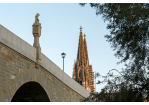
[80,26,82,32]
[84,34,86,38]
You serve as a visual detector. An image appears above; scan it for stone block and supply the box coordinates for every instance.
[5,55,12,61]
[20,39,25,53]
[0,25,7,41]
[7,30,13,45]
[30,47,36,62]
[25,42,30,58]
[41,53,44,66]
[1,47,8,55]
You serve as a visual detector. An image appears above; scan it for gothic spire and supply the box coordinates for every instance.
[84,33,89,66]
[72,26,94,93]
[77,26,84,62]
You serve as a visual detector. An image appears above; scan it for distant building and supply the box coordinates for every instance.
[72,26,95,93]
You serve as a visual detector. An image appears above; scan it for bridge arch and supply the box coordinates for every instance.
[8,67,52,102]
[11,81,50,102]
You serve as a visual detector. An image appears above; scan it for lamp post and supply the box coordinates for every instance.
[61,52,66,71]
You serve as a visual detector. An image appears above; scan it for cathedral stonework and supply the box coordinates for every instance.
[72,26,95,93]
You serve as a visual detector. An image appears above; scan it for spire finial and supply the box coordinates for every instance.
[84,33,86,38]
[80,26,82,32]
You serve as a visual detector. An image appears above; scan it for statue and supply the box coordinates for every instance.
[35,13,40,23]
[32,13,42,68]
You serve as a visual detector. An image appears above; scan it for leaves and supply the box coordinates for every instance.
[79,3,149,102]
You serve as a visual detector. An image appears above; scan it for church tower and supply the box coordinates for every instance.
[73,26,95,93]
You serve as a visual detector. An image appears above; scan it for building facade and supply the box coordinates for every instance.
[72,26,95,93]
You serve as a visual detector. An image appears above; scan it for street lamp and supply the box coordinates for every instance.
[61,52,66,71]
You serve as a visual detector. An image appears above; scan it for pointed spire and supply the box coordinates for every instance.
[79,26,83,38]
[84,33,89,65]
[73,26,95,93]
[77,26,84,61]
[80,26,82,32]
[84,33,86,38]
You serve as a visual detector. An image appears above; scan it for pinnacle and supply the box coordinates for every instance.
[80,26,83,32]
[84,33,86,38]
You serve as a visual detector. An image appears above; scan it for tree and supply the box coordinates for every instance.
[79,3,149,102]
[81,69,145,102]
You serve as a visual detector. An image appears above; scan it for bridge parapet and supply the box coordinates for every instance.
[0,24,36,62]
[0,24,90,99]
[41,53,90,97]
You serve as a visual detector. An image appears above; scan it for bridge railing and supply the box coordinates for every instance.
[0,24,36,62]
[41,53,90,98]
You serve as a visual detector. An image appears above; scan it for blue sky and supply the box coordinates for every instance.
[0,3,126,93]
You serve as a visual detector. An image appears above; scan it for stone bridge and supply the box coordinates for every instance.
[0,24,90,102]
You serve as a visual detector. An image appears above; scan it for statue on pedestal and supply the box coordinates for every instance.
[32,13,42,68]
[35,13,40,23]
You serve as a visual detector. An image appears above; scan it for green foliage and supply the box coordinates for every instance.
[81,70,145,102]
[79,3,149,102]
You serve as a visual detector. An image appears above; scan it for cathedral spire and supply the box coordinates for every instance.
[84,33,89,66]
[73,26,94,93]
[77,26,84,61]
[76,26,86,85]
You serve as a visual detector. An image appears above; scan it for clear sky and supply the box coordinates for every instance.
[0,3,127,93]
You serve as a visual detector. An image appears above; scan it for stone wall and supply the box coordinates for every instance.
[0,43,84,101]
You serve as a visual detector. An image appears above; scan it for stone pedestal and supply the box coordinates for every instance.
[32,13,42,68]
